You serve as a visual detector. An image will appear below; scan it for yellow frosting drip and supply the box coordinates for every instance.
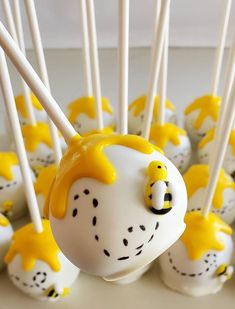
[181,211,232,260]
[5,219,61,272]
[149,123,186,149]
[0,152,18,180]
[45,133,161,219]
[183,164,235,209]
[128,95,175,121]
[83,126,115,137]
[184,95,220,129]
[15,93,43,118]
[34,165,57,199]
[0,214,10,227]
[67,96,113,124]
[21,122,53,152]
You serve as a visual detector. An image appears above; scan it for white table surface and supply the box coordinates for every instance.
[0,47,234,309]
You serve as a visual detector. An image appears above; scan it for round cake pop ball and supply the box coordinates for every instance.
[0,152,27,220]
[0,214,13,272]
[128,95,177,135]
[184,95,220,144]
[5,219,79,301]
[34,165,57,217]
[15,93,47,125]
[45,133,187,282]
[183,164,235,224]
[198,128,235,180]
[159,211,234,296]
[149,123,192,173]
[67,96,114,135]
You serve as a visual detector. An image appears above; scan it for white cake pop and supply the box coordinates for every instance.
[184,95,220,144]
[15,93,47,125]
[34,165,57,217]
[45,133,187,282]
[149,123,192,173]
[5,219,79,301]
[0,214,13,272]
[159,211,234,296]
[0,152,27,220]
[128,95,177,135]
[67,97,114,135]
[183,164,235,225]
[198,128,235,180]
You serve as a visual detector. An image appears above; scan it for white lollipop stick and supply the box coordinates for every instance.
[80,0,93,96]
[117,0,129,134]
[0,48,43,233]
[202,78,235,217]
[211,0,232,96]
[24,0,62,164]
[158,4,170,125]
[86,0,104,130]
[142,0,170,139]
[2,0,36,125]
[0,21,77,143]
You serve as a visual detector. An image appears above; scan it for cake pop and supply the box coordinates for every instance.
[149,123,192,173]
[0,152,27,220]
[184,165,235,224]
[128,95,177,135]
[159,211,234,296]
[5,220,79,301]
[0,213,13,272]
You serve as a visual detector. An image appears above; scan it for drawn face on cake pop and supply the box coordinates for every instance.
[198,129,235,180]
[45,134,187,282]
[149,123,192,173]
[159,211,234,296]
[5,220,79,301]
[183,165,235,224]
[128,95,177,135]
[67,97,114,136]
[184,95,220,144]
[15,93,47,125]
[0,214,13,271]
[0,152,27,220]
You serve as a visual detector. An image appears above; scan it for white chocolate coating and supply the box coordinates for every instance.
[159,232,233,296]
[49,145,187,281]
[8,252,79,301]
[19,108,47,126]
[0,215,13,272]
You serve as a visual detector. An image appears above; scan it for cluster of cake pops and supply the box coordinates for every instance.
[0,0,234,303]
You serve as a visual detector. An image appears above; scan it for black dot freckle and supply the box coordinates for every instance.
[84,189,90,195]
[6,184,10,187]
[198,273,202,276]
[35,283,40,287]
[206,268,209,272]
[15,276,19,281]
[189,274,196,277]
[204,259,208,263]
[92,216,97,226]
[213,254,216,257]
[118,256,129,261]
[128,227,133,232]
[181,273,186,276]
[136,250,142,256]
[23,283,28,286]
[0,186,3,190]
[150,182,155,187]
[148,234,154,242]
[103,249,110,257]
[123,238,128,246]
[43,272,47,276]
[72,208,78,217]
[33,276,36,281]
[169,258,173,264]
[95,235,99,241]
[155,222,159,230]
[93,198,98,208]
[139,225,146,231]
[74,194,79,200]
[157,166,162,169]
[36,272,41,275]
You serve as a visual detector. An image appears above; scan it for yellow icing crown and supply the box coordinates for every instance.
[45,133,161,219]
[0,152,18,180]
[0,214,10,227]
[67,96,113,123]
[183,164,235,209]
[181,211,232,260]
[15,93,43,118]
[5,219,61,272]
[184,95,220,129]
[34,165,57,199]
[128,95,175,121]
[150,123,186,149]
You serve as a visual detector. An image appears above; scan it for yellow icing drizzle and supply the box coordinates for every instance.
[129,95,175,121]
[15,93,43,118]
[22,122,53,152]
[0,152,18,180]
[34,165,57,199]
[0,214,10,227]
[45,133,161,219]
[181,211,232,260]
[83,126,115,137]
[149,123,186,149]
[184,95,220,129]
[183,164,235,209]
[5,219,61,272]
[67,96,113,124]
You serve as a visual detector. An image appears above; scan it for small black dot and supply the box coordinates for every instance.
[15,276,19,281]
[118,256,129,261]
[128,227,133,232]
[93,198,98,208]
[172,266,176,270]
[206,268,209,272]
[92,216,97,226]
[169,258,173,264]
[95,235,99,241]
[136,250,142,256]
[181,273,186,276]
[84,189,90,195]
[72,208,78,217]
[123,239,128,246]
[23,283,28,287]
[104,249,110,257]
[139,225,146,231]
[157,166,161,168]
[155,222,159,230]
[136,244,144,250]
[0,186,3,190]
[198,272,202,276]
[33,276,36,281]
[189,274,196,277]
[35,283,40,287]
[74,194,79,200]
[150,182,155,187]
[148,234,154,242]
[204,259,208,263]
